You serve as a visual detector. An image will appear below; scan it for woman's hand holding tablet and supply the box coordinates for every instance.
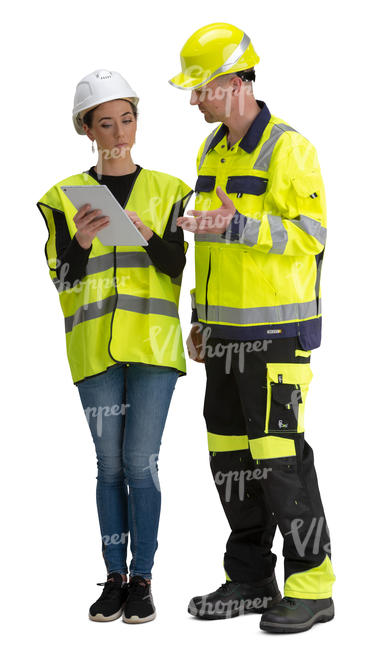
[61,185,148,246]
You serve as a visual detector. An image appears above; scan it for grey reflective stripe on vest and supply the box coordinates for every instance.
[196,299,317,326]
[253,123,297,172]
[116,251,153,268]
[65,294,178,333]
[198,128,219,171]
[292,214,327,246]
[53,251,164,292]
[56,251,154,282]
[85,253,114,275]
[85,251,152,276]
[116,294,178,317]
[55,269,182,293]
[267,215,288,253]
[65,295,116,333]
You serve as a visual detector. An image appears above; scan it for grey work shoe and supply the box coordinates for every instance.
[188,573,282,620]
[260,596,334,633]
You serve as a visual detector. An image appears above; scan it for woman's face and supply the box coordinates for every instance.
[83,98,137,158]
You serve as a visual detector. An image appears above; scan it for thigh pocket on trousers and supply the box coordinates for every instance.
[265,362,313,434]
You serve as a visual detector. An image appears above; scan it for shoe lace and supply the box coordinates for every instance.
[96,578,120,600]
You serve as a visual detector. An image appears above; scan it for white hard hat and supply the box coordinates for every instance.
[72,69,139,135]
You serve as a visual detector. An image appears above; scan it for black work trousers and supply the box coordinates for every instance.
[203,335,333,595]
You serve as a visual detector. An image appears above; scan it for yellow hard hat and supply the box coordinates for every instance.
[169,22,260,90]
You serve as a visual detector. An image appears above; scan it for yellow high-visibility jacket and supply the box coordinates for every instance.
[37,168,192,384]
[191,99,327,350]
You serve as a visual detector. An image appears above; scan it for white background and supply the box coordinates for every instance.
[2,0,366,647]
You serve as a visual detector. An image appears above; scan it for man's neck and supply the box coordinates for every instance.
[224,99,262,149]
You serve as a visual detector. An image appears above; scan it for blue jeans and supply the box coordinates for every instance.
[76,362,178,579]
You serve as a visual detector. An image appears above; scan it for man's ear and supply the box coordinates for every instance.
[231,76,243,95]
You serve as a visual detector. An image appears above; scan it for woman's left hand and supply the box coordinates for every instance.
[125,211,153,241]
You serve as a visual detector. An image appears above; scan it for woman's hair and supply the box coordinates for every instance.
[82,99,138,128]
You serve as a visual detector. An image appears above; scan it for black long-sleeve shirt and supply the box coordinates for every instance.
[56,164,187,284]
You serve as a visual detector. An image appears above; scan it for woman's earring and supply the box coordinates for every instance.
[91,141,95,153]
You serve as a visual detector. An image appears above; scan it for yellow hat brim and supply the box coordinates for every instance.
[168,72,210,90]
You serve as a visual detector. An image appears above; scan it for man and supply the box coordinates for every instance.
[169,22,335,633]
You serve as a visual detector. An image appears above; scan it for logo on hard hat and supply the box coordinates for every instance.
[96,70,112,80]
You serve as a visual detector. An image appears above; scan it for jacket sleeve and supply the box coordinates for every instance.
[222,134,327,256]
[189,139,210,323]
[144,185,193,277]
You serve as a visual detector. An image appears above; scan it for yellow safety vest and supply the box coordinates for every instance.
[191,100,327,350]
[37,168,192,383]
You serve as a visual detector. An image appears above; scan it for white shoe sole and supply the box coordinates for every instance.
[123,611,156,624]
[88,607,124,622]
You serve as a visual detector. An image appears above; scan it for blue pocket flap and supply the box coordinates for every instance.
[195,175,216,192]
[226,175,268,195]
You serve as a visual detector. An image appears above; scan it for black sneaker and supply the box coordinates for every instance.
[188,573,282,620]
[260,596,335,633]
[123,575,156,624]
[89,572,129,622]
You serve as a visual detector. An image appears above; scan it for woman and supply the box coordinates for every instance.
[36,69,192,624]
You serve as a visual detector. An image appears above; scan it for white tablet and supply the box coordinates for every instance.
[60,185,148,246]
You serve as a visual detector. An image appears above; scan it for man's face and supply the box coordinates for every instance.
[190,78,233,122]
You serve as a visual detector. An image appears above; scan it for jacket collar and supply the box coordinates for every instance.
[208,99,271,154]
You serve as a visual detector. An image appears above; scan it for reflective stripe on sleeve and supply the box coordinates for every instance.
[239,218,261,246]
[194,233,227,243]
[267,215,288,253]
[292,215,327,246]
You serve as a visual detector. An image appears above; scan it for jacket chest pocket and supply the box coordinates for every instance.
[226,175,268,215]
[194,175,216,212]
[195,175,216,193]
